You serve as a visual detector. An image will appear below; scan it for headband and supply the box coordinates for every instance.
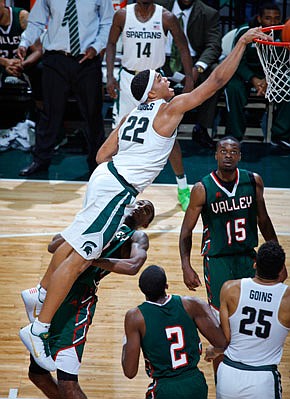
[140,69,156,103]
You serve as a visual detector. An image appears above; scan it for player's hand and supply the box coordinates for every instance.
[240,27,272,45]
[183,266,202,291]
[204,345,218,362]
[79,46,97,63]
[107,77,119,99]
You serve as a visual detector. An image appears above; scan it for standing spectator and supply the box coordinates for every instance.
[206,240,290,399]
[156,0,222,149]
[225,2,290,147]
[122,265,227,399]
[106,0,194,211]
[18,0,114,176]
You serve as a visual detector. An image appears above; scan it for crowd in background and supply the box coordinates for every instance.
[0,0,290,169]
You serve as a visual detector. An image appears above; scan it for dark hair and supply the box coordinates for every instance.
[131,69,151,101]
[139,265,167,301]
[256,241,285,279]
[216,135,241,150]
[258,2,280,17]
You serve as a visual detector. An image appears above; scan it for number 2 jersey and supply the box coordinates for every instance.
[112,99,176,193]
[201,168,258,257]
[224,278,289,366]
[138,295,201,379]
[121,4,167,71]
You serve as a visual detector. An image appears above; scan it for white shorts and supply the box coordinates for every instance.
[62,162,137,260]
[112,68,139,128]
[55,346,81,375]
[217,361,282,399]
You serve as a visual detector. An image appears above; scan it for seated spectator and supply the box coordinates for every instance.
[225,2,290,148]
[0,0,42,149]
[155,0,222,149]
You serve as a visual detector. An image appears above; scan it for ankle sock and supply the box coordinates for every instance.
[32,318,50,335]
[37,284,47,303]
[176,175,188,190]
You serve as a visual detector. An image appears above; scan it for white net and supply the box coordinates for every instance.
[255,32,290,103]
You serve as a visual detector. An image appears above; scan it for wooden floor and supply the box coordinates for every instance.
[0,180,289,398]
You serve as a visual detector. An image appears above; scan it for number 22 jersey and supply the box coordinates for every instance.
[112,99,176,193]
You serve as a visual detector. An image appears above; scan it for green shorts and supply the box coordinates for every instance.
[49,280,98,362]
[203,253,256,311]
[146,368,208,399]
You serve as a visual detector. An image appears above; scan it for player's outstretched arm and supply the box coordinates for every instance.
[92,231,149,275]
[168,27,272,116]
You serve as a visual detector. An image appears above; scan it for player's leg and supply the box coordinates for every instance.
[203,256,234,379]
[28,356,59,399]
[168,140,190,212]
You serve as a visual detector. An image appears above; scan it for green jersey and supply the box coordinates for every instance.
[0,7,23,60]
[138,295,201,380]
[201,168,258,257]
[49,224,135,356]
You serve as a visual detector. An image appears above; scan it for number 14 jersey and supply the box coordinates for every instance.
[121,4,167,71]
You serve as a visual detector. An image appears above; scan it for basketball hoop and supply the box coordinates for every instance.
[254,25,290,103]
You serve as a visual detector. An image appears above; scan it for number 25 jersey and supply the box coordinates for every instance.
[225,278,289,366]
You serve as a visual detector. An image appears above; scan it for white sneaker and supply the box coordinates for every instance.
[21,287,43,322]
[19,323,56,372]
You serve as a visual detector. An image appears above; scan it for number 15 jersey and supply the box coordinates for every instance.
[201,169,258,257]
[113,99,176,193]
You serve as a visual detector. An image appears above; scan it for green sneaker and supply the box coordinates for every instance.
[178,187,190,212]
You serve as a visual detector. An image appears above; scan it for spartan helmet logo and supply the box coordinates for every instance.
[81,241,97,256]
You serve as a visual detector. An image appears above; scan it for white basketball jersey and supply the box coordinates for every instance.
[121,4,167,71]
[113,99,176,193]
[225,278,289,366]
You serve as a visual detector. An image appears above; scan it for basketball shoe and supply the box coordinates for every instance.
[19,323,56,371]
[178,187,190,212]
[21,285,44,323]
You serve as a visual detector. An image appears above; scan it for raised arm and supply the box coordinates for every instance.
[254,173,278,242]
[179,182,205,290]
[156,27,272,134]
[92,230,149,275]
[122,308,144,378]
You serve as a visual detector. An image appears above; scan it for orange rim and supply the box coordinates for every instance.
[254,24,290,46]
